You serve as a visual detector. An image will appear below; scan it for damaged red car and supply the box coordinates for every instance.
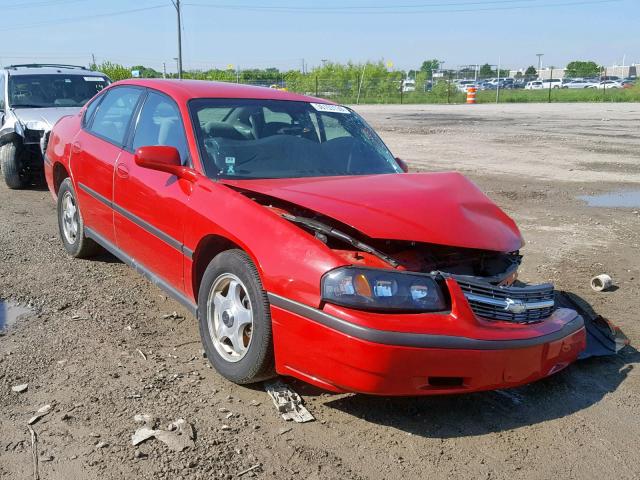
[45,79,586,395]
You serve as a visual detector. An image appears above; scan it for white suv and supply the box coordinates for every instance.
[0,64,109,189]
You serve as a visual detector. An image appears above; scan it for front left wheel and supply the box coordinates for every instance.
[198,249,275,384]
[0,142,30,189]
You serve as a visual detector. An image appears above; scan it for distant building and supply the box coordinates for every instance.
[604,65,637,78]
[537,68,566,80]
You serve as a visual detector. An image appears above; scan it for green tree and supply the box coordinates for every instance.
[420,59,441,78]
[92,61,131,81]
[565,60,599,78]
[479,63,494,78]
[525,66,537,76]
[130,65,162,78]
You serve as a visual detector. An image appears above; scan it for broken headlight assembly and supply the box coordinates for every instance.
[321,267,447,312]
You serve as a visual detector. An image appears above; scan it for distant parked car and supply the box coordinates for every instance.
[593,80,623,89]
[402,79,416,93]
[563,79,597,89]
[524,81,544,90]
[500,78,515,89]
[455,80,476,93]
[477,81,496,90]
[621,80,636,89]
[0,64,109,189]
[541,79,563,89]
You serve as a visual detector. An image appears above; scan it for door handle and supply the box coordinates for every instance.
[71,142,82,154]
[116,163,129,179]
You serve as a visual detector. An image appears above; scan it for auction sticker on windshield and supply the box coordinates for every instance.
[310,103,350,114]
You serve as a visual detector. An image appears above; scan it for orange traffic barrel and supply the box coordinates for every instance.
[466,86,477,104]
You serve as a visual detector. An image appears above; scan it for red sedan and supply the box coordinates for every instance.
[44,79,586,395]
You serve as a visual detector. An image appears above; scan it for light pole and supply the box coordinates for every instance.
[171,0,183,79]
[536,53,544,78]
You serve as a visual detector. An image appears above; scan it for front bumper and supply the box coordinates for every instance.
[269,280,586,396]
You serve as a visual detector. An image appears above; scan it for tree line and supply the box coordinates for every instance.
[89,59,611,87]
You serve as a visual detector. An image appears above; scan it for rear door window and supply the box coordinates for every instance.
[89,86,142,145]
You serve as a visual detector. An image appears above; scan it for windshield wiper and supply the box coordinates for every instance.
[12,104,47,109]
[280,213,400,268]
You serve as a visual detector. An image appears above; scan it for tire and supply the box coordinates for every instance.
[0,142,29,189]
[56,178,101,258]
[198,249,275,384]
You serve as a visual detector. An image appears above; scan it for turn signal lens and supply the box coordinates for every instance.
[354,273,372,297]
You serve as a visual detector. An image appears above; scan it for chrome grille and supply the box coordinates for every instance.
[454,277,555,324]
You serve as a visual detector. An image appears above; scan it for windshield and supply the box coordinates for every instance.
[9,74,108,108]
[190,98,401,179]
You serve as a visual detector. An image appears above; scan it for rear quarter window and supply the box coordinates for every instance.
[82,94,103,128]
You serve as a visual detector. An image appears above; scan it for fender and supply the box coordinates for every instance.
[0,110,23,147]
[0,130,20,147]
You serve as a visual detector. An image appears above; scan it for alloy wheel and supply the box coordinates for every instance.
[206,273,254,362]
[61,190,79,245]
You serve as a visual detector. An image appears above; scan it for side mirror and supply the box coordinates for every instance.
[395,157,409,173]
[134,146,197,182]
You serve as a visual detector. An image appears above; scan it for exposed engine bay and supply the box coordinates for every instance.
[244,191,517,278]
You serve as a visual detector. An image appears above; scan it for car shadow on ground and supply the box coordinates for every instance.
[91,251,125,264]
[318,289,637,438]
[319,347,638,438]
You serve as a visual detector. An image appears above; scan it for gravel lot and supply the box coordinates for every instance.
[1,102,639,480]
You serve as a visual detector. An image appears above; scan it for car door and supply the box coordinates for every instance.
[72,86,144,243]
[113,90,192,293]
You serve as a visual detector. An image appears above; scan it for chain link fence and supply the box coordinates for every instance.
[224,71,639,105]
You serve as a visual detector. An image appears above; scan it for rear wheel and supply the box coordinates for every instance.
[57,178,101,258]
[0,142,30,189]
[198,249,275,384]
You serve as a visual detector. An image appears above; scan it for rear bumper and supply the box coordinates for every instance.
[269,294,586,396]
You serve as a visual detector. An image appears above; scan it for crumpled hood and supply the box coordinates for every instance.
[222,172,524,252]
[13,107,80,131]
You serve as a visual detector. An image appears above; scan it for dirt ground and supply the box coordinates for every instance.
[1,102,639,480]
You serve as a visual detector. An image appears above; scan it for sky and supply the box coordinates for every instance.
[0,0,638,73]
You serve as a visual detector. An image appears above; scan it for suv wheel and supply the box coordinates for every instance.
[0,142,30,189]
[57,178,101,258]
[198,249,275,384]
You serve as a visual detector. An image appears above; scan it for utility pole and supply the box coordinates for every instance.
[496,57,501,104]
[536,53,544,78]
[171,0,183,79]
[162,62,167,79]
[91,53,96,69]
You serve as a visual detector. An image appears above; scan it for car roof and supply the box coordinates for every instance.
[113,79,334,104]
[5,65,107,77]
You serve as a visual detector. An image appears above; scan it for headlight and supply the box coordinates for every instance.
[321,267,447,312]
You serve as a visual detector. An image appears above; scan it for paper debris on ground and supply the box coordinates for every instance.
[131,417,194,452]
[28,405,52,425]
[11,383,28,393]
[265,380,314,423]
